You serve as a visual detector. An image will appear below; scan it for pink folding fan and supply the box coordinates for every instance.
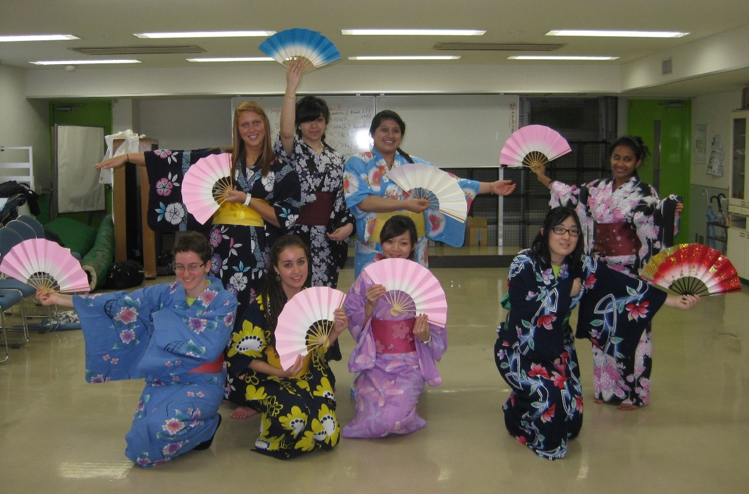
[499,125,571,168]
[0,238,89,293]
[182,153,233,225]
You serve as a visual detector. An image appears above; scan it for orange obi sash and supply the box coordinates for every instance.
[265,346,311,379]
[297,192,335,226]
[595,222,641,257]
[371,318,416,354]
[212,199,269,226]
[188,354,224,374]
[370,211,426,244]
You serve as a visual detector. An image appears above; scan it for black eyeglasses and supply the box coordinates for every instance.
[171,262,206,273]
[551,226,581,237]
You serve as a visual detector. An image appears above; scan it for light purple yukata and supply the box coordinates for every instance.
[343,266,447,438]
[549,175,679,407]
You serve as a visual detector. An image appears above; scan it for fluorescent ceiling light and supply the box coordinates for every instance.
[30,60,141,65]
[508,55,619,61]
[0,34,79,42]
[342,29,485,36]
[134,31,275,39]
[187,57,274,62]
[349,55,461,61]
[546,30,688,38]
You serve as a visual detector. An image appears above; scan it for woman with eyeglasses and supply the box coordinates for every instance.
[495,207,697,460]
[530,136,682,410]
[36,232,238,467]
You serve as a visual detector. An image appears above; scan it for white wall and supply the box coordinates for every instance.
[0,65,51,193]
[136,98,233,149]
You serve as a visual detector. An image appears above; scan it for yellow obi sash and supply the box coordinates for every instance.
[212,199,269,226]
[265,346,311,379]
[369,210,426,244]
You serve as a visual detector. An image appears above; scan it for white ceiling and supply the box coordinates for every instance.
[3,0,749,97]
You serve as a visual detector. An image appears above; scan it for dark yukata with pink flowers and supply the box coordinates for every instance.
[495,251,667,460]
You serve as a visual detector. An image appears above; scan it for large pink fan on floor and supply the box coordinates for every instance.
[182,153,233,224]
[275,286,346,371]
[499,125,571,168]
[387,163,467,222]
[363,258,447,327]
[639,243,741,296]
[0,238,89,293]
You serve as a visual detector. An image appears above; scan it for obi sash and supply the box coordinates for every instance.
[212,199,269,226]
[265,345,311,378]
[371,318,416,354]
[188,354,224,374]
[595,222,641,257]
[370,211,426,244]
[297,191,334,226]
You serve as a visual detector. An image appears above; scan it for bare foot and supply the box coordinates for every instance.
[593,398,604,404]
[230,406,258,419]
[617,402,639,411]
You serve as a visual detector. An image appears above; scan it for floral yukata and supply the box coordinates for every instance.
[73,277,237,468]
[549,175,679,407]
[496,252,667,460]
[225,294,341,459]
[344,149,480,277]
[274,136,353,288]
[343,264,447,438]
[145,149,300,318]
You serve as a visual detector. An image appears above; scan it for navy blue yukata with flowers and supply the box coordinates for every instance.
[495,252,667,460]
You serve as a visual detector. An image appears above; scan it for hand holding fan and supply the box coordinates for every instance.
[0,238,89,293]
[499,125,571,168]
[274,286,346,371]
[639,243,741,296]
[387,163,467,222]
[363,258,448,327]
[259,28,341,72]
[182,153,233,225]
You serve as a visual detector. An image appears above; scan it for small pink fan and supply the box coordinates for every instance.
[363,258,447,327]
[499,125,571,168]
[182,153,233,224]
[274,286,346,371]
[387,163,467,222]
[0,238,89,293]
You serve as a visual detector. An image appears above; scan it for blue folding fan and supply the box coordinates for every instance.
[259,28,341,71]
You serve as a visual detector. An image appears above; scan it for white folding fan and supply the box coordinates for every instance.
[0,238,89,293]
[499,125,572,168]
[182,153,233,225]
[259,28,341,72]
[387,163,468,222]
[363,258,448,327]
[274,286,346,371]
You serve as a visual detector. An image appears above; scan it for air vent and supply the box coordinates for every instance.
[70,45,206,55]
[662,58,673,75]
[433,42,565,52]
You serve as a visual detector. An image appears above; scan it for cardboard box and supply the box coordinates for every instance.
[466,216,488,246]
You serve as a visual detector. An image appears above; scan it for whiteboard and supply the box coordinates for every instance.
[54,125,106,214]
[375,95,519,168]
[231,96,375,160]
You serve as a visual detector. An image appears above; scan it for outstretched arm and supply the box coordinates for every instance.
[36,290,74,308]
[95,152,145,169]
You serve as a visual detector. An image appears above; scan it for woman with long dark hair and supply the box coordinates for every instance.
[496,207,698,459]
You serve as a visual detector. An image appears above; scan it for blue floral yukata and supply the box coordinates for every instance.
[495,251,667,459]
[73,277,237,467]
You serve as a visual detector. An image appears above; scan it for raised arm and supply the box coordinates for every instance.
[280,58,305,156]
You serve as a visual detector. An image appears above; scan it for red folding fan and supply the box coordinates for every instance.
[639,243,741,296]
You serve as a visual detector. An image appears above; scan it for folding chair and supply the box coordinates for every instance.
[0,228,31,343]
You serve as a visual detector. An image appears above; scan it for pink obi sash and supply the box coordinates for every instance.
[595,222,641,257]
[371,318,416,354]
[188,354,224,374]
[297,192,335,226]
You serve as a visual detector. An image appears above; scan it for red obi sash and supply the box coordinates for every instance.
[371,318,416,354]
[297,192,335,226]
[188,354,224,374]
[595,222,641,257]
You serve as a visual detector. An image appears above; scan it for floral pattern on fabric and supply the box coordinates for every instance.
[274,135,353,288]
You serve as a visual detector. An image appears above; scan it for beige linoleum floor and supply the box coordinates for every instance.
[1,267,748,493]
